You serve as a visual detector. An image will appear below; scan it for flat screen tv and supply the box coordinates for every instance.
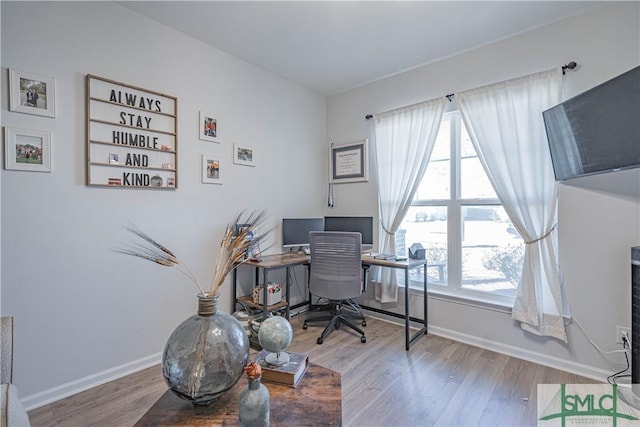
[282,218,324,249]
[324,216,374,250]
[543,66,640,181]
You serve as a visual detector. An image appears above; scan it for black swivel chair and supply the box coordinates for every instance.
[303,231,367,344]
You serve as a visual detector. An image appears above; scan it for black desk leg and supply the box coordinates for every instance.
[406,263,429,351]
[262,268,269,320]
[285,266,291,319]
[423,262,428,334]
[405,268,410,350]
[232,269,237,313]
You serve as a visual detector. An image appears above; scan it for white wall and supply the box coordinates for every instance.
[326,2,640,380]
[1,1,325,407]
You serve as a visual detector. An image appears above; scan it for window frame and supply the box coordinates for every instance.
[404,111,517,307]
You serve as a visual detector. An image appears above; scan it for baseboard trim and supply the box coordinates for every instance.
[426,322,611,383]
[22,352,162,411]
[364,310,610,383]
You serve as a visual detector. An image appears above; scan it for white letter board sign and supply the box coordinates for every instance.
[86,75,178,189]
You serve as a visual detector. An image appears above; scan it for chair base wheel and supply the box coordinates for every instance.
[317,337,324,345]
[303,323,308,330]
[362,320,367,327]
[361,336,367,343]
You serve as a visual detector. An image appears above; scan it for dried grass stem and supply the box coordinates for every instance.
[115,211,271,296]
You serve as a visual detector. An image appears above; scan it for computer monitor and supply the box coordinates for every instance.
[323,216,374,250]
[282,218,325,249]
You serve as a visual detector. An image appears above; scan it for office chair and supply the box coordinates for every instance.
[303,231,367,344]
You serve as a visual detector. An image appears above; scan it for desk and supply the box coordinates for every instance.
[233,253,428,351]
[134,363,341,426]
[361,256,428,350]
[232,252,309,319]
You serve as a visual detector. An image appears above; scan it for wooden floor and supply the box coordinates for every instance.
[28,314,593,426]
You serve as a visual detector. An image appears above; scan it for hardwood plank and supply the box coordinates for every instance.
[477,356,550,427]
[28,314,598,427]
[433,350,510,426]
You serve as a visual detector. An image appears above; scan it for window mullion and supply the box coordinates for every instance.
[448,114,462,291]
[403,110,520,304]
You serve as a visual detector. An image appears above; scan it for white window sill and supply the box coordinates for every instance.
[406,283,514,315]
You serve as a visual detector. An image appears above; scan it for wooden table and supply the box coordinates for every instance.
[134,363,342,426]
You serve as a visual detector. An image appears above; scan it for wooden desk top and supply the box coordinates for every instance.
[134,363,342,426]
[242,252,310,269]
[242,252,427,270]
[361,255,427,269]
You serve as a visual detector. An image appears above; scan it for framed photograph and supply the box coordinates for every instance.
[330,139,369,183]
[4,127,52,172]
[233,143,255,167]
[199,111,219,143]
[202,154,223,184]
[9,69,56,118]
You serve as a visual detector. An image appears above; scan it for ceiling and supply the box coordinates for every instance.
[119,1,606,96]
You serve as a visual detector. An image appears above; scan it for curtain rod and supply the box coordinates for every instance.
[365,61,578,120]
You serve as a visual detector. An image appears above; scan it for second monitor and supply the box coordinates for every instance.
[323,216,374,251]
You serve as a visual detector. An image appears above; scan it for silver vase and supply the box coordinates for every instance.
[239,376,270,427]
[162,293,250,405]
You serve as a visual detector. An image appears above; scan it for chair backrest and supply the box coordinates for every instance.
[1,316,14,384]
[309,231,362,301]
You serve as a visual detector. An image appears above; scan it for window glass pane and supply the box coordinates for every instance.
[460,206,523,297]
[460,124,497,199]
[414,118,450,201]
[399,206,448,286]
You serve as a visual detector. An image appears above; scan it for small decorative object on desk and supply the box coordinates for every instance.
[239,362,270,427]
[373,253,396,260]
[253,350,309,388]
[252,282,282,306]
[258,316,293,366]
[115,210,272,406]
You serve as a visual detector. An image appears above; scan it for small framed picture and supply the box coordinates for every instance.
[4,127,51,172]
[202,154,223,184]
[9,69,56,118]
[233,143,255,167]
[199,111,219,143]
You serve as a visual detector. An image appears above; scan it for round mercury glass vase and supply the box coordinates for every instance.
[162,293,250,405]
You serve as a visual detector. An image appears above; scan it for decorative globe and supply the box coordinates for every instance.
[258,316,293,366]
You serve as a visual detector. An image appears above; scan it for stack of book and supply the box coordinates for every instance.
[253,350,309,387]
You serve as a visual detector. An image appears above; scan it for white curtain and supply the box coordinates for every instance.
[371,98,445,302]
[457,68,568,341]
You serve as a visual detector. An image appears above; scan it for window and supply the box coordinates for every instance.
[398,112,524,304]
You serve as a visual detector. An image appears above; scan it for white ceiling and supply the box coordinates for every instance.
[119,1,606,96]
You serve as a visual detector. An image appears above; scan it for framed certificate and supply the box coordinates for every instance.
[329,139,369,183]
